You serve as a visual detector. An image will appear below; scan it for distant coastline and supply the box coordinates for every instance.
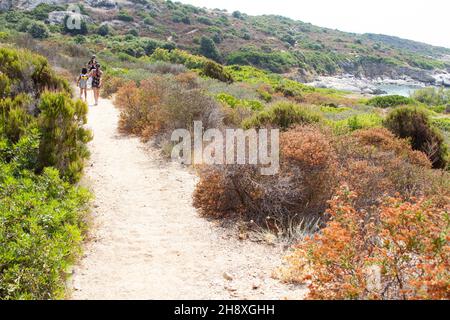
[306,73,450,96]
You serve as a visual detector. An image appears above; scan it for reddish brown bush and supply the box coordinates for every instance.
[335,128,434,209]
[284,186,449,300]
[193,168,243,218]
[193,126,339,233]
[194,126,445,237]
[115,72,222,141]
[281,125,336,169]
[101,74,128,98]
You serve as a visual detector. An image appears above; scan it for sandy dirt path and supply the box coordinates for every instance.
[70,96,306,300]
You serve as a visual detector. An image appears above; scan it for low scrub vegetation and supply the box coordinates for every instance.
[367,95,416,108]
[412,87,450,106]
[284,186,449,300]
[0,48,91,299]
[150,48,233,83]
[193,126,443,234]
[194,126,338,233]
[384,106,448,169]
[242,102,322,130]
[0,150,90,299]
[115,72,222,141]
[226,46,298,73]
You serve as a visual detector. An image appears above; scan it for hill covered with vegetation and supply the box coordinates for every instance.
[1,0,449,84]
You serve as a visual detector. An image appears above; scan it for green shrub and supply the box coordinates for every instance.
[0,159,90,299]
[384,106,448,169]
[0,48,90,181]
[150,49,232,83]
[17,18,32,32]
[243,102,322,130]
[225,65,315,99]
[331,113,383,133]
[150,48,207,69]
[197,16,213,25]
[0,47,91,300]
[297,51,346,74]
[367,95,415,108]
[200,61,233,83]
[216,93,239,108]
[29,3,65,20]
[4,10,26,23]
[127,28,139,37]
[232,11,244,19]
[226,47,297,73]
[412,87,450,106]
[73,35,86,44]
[216,93,263,111]
[199,36,221,62]
[142,39,175,55]
[0,95,33,144]
[143,17,154,25]
[171,10,190,24]
[258,88,273,102]
[97,24,110,36]
[37,92,92,182]
[0,73,11,98]
[28,22,49,39]
[0,47,69,100]
[117,11,134,22]
[432,117,450,132]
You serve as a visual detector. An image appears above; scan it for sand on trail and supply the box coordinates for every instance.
[70,96,306,300]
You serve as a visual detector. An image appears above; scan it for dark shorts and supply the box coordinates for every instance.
[92,77,101,88]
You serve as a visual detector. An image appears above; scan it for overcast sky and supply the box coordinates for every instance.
[177,0,450,48]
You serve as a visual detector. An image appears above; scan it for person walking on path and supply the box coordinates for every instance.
[87,55,98,71]
[90,64,103,106]
[76,67,89,102]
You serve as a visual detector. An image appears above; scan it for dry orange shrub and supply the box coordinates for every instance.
[351,127,431,168]
[285,185,449,300]
[101,74,128,98]
[193,126,339,230]
[335,128,435,209]
[115,72,221,141]
[281,125,336,169]
[193,168,243,218]
[194,126,440,231]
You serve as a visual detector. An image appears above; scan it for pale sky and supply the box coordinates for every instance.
[178,0,450,48]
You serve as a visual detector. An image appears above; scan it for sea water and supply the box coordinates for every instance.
[375,84,422,97]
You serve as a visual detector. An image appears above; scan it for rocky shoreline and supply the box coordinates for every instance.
[306,72,450,96]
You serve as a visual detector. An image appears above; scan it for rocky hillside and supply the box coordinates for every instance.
[2,0,450,85]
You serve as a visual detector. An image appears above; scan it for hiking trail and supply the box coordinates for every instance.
[70,96,306,300]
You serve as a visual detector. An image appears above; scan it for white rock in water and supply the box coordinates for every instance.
[433,73,450,87]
